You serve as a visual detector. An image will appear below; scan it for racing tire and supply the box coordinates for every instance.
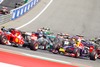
[89,50,97,61]
[29,40,38,51]
[0,35,8,45]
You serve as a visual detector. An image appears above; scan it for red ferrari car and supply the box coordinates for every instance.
[0,28,38,51]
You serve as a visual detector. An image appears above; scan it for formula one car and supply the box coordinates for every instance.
[0,28,38,51]
[22,32,39,51]
[36,28,55,50]
[0,28,22,45]
[51,33,69,54]
[37,34,52,50]
[59,39,98,60]
[51,38,64,54]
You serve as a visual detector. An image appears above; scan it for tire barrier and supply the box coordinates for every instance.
[11,0,39,20]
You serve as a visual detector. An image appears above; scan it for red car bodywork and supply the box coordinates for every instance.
[0,30,24,45]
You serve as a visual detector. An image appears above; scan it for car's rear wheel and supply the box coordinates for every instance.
[29,40,38,51]
[0,35,8,45]
[90,50,97,60]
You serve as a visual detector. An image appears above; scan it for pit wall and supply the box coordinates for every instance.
[11,0,39,20]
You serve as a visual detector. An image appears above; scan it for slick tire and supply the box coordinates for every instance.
[0,35,8,45]
[90,50,97,61]
[29,40,38,51]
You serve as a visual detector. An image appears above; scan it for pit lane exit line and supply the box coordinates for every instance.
[16,0,53,30]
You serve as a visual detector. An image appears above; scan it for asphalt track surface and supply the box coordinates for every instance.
[1,0,100,67]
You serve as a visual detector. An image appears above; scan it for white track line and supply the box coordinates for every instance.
[16,0,53,30]
[0,62,21,67]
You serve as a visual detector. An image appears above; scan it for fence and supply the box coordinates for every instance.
[11,0,39,20]
[0,0,39,24]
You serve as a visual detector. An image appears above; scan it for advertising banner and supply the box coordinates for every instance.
[11,0,39,20]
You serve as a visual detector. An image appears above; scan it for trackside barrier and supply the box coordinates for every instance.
[11,0,39,20]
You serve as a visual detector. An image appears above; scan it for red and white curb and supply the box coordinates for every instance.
[0,48,92,67]
[0,48,71,64]
[0,48,77,67]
